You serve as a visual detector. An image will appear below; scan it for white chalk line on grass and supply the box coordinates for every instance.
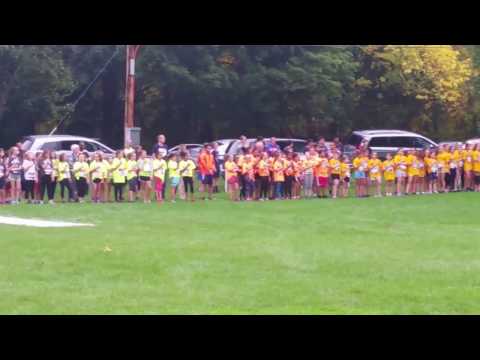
[0,216,95,228]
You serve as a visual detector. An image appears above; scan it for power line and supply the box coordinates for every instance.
[49,46,120,136]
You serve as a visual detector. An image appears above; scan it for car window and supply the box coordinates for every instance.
[413,137,432,148]
[389,137,415,148]
[60,141,80,151]
[83,142,99,152]
[279,141,306,153]
[41,142,61,151]
[369,137,391,147]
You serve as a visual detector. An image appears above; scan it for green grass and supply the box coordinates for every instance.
[1,191,480,314]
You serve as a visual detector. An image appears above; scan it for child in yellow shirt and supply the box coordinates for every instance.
[473,144,480,192]
[463,143,474,191]
[405,149,419,195]
[424,149,439,194]
[416,151,426,195]
[382,153,395,196]
[329,153,341,199]
[340,155,351,198]
[368,152,382,197]
[437,145,451,193]
[352,151,369,198]
[225,155,240,201]
[394,149,408,196]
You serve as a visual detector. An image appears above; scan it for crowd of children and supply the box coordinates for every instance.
[1,140,480,205]
[224,142,480,201]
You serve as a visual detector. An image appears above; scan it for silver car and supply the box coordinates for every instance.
[225,138,307,157]
[21,135,115,157]
[345,130,438,159]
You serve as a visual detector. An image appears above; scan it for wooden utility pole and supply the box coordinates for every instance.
[124,45,141,147]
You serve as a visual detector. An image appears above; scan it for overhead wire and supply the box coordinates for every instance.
[48,46,121,136]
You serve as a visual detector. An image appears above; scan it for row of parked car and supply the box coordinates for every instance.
[20,130,480,167]
[167,130,443,163]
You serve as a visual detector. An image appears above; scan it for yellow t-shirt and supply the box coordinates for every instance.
[273,160,285,182]
[138,158,153,178]
[473,150,480,173]
[90,160,105,180]
[302,158,315,175]
[57,161,71,182]
[168,160,179,178]
[450,150,462,169]
[103,160,112,180]
[126,160,138,181]
[112,158,127,184]
[178,159,195,178]
[417,159,426,177]
[437,152,451,173]
[329,159,341,175]
[382,160,395,181]
[394,155,408,173]
[463,150,473,171]
[225,160,238,180]
[406,155,419,177]
[353,157,369,172]
[368,159,382,179]
[153,159,168,180]
[340,162,350,178]
[73,161,90,180]
[236,155,245,168]
[256,159,270,177]
[52,159,59,178]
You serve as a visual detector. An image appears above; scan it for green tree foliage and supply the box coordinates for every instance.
[0,46,75,145]
[0,45,479,148]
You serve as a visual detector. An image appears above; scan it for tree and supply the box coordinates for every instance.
[0,45,75,146]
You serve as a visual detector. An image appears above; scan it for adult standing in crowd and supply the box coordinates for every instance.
[239,135,250,154]
[68,144,81,201]
[152,134,168,158]
[265,137,280,156]
[254,137,265,152]
[211,142,221,193]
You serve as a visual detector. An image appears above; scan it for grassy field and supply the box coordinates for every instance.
[1,191,480,314]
